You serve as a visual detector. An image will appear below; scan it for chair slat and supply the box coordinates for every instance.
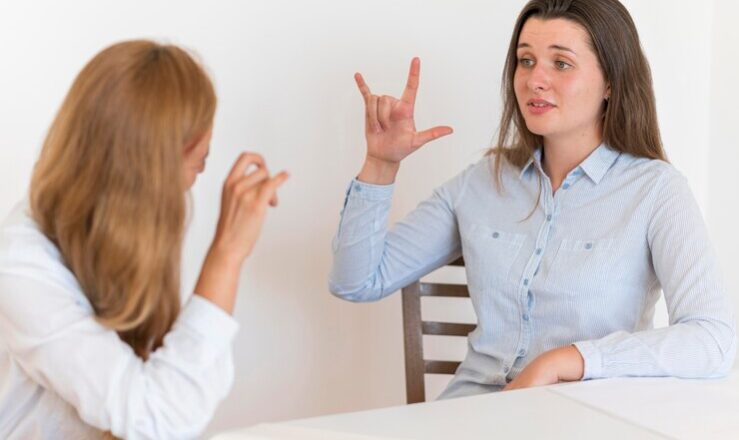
[425,360,461,375]
[422,321,476,336]
[401,282,426,404]
[419,283,469,298]
[401,258,468,403]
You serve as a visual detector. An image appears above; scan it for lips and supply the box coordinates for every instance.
[526,98,556,115]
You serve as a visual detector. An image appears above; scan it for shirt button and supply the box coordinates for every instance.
[546,214,552,221]
[523,278,529,286]
[492,232,500,238]
[536,248,542,255]
[562,183,570,189]
[518,349,526,356]
[355,185,363,192]
[523,314,529,321]
[585,242,593,250]
[503,365,510,374]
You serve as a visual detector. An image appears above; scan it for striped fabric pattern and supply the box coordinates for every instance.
[329,144,736,399]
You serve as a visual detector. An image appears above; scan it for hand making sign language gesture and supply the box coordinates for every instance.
[355,58,453,184]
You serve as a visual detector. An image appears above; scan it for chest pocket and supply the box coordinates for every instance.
[543,238,616,297]
[461,224,526,290]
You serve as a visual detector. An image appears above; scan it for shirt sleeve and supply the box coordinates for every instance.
[0,274,238,440]
[328,165,474,302]
[574,169,737,379]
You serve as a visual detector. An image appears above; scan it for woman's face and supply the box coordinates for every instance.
[183,128,212,189]
[514,18,609,144]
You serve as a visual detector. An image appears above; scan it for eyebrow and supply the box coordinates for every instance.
[517,42,577,55]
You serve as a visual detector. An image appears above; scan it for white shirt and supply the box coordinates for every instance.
[0,202,239,439]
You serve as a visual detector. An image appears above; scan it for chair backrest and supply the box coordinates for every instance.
[400,257,473,404]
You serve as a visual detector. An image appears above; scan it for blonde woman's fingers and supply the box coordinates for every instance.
[226,152,265,185]
[257,171,290,206]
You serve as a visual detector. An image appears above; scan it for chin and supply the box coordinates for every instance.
[523,121,553,138]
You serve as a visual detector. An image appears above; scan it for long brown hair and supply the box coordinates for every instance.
[492,0,666,184]
[30,40,216,358]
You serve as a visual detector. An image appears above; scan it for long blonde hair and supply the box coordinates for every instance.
[30,40,216,358]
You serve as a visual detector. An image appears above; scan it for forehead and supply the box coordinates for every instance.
[517,17,592,52]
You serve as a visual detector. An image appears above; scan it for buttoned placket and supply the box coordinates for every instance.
[508,166,585,375]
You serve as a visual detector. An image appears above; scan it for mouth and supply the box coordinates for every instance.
[526,98,556,115]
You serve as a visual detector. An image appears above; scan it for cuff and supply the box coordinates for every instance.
[572,340,603,380]
[348,178,394,201]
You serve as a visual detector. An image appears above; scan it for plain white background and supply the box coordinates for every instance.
[0,0,736,437]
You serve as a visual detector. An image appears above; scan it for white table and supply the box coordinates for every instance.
[213,371,739,440]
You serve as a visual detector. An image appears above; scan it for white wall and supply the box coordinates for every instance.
[709,1,739,345]
[0,0,729,436]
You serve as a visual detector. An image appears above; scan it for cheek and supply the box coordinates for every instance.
[560,70,605,106]
[513,70,526,95]
[513,72,529,106]
[559,79,601,115]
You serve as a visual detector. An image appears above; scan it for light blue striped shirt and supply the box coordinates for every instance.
[329,144,736,399]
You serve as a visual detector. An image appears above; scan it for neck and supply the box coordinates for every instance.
[541,127,603,192]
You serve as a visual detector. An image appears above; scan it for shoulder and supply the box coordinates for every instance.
[435,153,498,199]
[0,201,91,316]
[443,151,517,186]
[614,153,687,190]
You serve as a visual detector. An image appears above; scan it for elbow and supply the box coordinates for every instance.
[108,360,234,439]
[328,279,383,303]
[327,268,387,303]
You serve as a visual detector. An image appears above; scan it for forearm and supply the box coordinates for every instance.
[574,320,736,380]
[195,247,243,314]
[329,179,395,302]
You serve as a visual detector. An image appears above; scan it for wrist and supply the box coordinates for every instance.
[207,241,247,270]
[550,346,584,381]
[358,155,400,185]
[194,246,243,315]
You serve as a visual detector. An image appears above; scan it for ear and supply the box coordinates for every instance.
[604,83,611,100]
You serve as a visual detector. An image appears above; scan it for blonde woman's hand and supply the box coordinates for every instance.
[195,152,288,314]
[355,58,453,184]
[211,152,289,264]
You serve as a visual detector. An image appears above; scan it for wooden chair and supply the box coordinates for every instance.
[401,257,474,403]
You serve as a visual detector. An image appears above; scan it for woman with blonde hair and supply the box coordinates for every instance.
[0,40,288,438]
[330,0,735,398]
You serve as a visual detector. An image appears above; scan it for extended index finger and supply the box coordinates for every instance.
[400,57,420,106]
[354,73,371,104]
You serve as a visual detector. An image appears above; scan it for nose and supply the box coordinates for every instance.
[526,64,551,94]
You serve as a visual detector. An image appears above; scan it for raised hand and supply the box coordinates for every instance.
[211,152,289,263]
[355,58,453,184]
[195,152,289,313]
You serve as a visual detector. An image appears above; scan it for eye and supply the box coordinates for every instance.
[555,60,572,70]
[518,58,535,67]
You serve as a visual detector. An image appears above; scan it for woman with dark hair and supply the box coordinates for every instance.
[0,40,288,438]
[330,0,735,398]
